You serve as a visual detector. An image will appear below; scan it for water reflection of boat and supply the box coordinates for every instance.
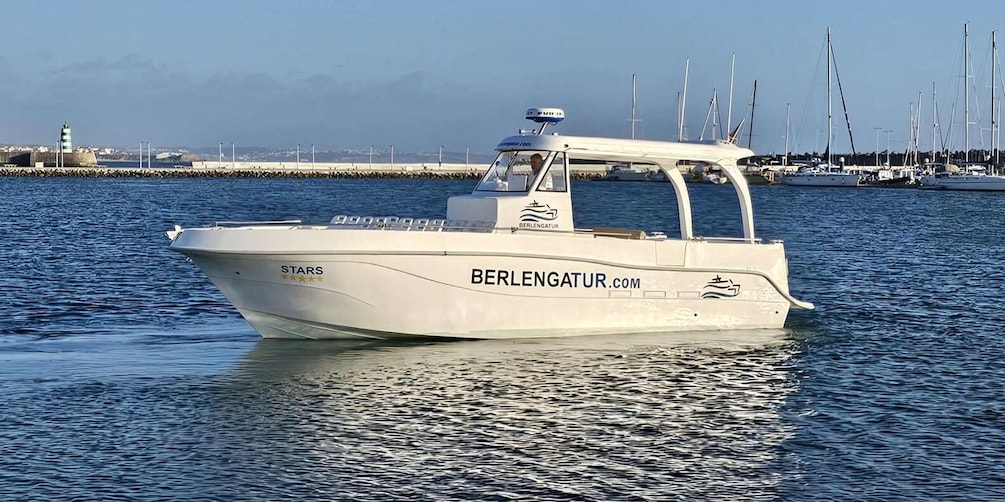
[168,108,813,340]
[212,328,802,499]
[230,339,428,381]
[232,329,794,381]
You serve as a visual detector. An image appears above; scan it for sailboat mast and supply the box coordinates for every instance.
[712,89,719,140]
[993,30,998,169]
[784,102,791,166]
[965,22,970,163]
[748,80,757,149]
[932,81,938,163]
[675,91,681,141]
[700,90,717,141]
[916,90,923,166]
[827,27,833,165]
[631,73,637,140]
[727,52,735,136]
[908,102,915,167]
[679,58,689,141]
[830,30,858,159]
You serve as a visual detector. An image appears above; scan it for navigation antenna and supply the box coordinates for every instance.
[525,108,565,135]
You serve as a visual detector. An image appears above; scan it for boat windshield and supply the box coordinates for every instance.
[475,150,552,192]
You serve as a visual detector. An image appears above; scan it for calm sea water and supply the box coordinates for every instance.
[1,176,1004,500]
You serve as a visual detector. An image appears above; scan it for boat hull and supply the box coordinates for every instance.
[860,177,918,188]
[920,175,1005,191]
[781,173,860,187]
[172,228,797,340]
[594,172,654,181]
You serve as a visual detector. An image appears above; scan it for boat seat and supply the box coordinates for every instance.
[330,215,348,225]
[592,226,647,239]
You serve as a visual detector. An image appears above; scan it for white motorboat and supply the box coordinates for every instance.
[920,164,1005,190]
[166,108,814,340]
[705,173,729,184]
[780,163,861,187]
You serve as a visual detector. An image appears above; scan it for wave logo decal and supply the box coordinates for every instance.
[520,201,558,222]
[701,275,741,299]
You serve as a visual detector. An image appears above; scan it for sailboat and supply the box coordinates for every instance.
[922,25,1005,191]
[782,27,862,187]
[596,73,661,182]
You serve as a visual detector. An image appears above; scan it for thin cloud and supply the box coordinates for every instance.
[53,54,162,77]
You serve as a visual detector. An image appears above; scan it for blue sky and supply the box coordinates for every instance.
[2,0,1004,156]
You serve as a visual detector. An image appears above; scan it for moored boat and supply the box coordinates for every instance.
[780,163,861,187]
[167,108,813,340]
[782,28,861,188]
[594,164,658,181]
[920,163,1005,190]
[921,27,1005,191]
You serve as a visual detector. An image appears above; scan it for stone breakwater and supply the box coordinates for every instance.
[0,166,604,180]
[0,151,98,167]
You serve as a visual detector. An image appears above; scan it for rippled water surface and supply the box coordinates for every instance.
[2,177,1004,500]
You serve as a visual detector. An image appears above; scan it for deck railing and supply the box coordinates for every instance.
[328,215,495,232]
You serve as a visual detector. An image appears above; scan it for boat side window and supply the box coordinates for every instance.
[475,150,550,192]
[535,152,567,192]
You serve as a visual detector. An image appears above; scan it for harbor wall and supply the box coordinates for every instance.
[0,151,98,167]
[191,161,484,174]
[189,161,610,176]
[0,166,606,179]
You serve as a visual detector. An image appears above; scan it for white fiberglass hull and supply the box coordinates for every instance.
[170,227,804,340]
[920,175,1005,191]
[781,173,860,187]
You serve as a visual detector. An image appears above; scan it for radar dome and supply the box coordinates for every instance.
[525,108,565,124]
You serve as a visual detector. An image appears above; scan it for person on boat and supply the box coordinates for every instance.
[529,152,555,191]
[530,153,545,178]
[528,152,566,191]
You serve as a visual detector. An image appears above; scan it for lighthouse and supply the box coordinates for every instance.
[60,123,72,153]
[44,122,97,167]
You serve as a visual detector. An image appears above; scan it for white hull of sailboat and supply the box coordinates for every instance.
[920,175,1005,191]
